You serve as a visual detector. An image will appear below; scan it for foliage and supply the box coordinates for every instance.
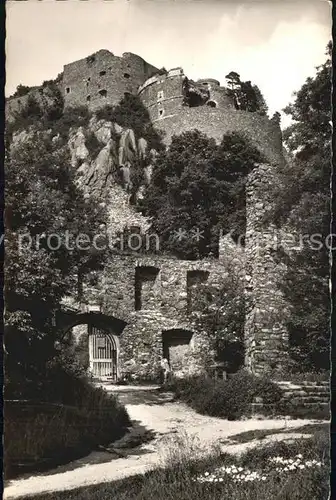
[139,130,263,259]
[7,84,65,137]
[4,378,130,479]
[168,370,283,420]
[30,428,329,500]
[5,131,108,393]
[12,84,32,98]
[225,72,268,115]
[191,264,245,371]
[267,42,331,371]
[95,94,164,151]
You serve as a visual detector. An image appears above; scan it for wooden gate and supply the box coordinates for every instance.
[88,326,118,381]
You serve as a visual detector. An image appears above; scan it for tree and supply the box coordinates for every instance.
[192,265,245,372]
[269,42,331,371]
[225,72,268,115]
[5,131,108,395]
[12,84,32,98]
[139,130,263,259]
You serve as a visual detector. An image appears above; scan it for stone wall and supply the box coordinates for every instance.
[252,380,330,416]
[244,163,289,375]
[153,106,283,165]
[138,69,185,122]
[100,253,229,380]
[62,50,158,110]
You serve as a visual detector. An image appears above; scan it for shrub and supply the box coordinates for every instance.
[12,84,32,98]
[170,370,283,420]
[4,374,130,479]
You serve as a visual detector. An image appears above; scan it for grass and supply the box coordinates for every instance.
[4,376,130,480]
[224,422,329,444]
[26,427,329,500]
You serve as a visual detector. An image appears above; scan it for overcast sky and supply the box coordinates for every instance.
[5,0,331,125]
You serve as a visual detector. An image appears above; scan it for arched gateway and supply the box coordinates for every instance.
[89,326,118,379]
[56,309,127,381]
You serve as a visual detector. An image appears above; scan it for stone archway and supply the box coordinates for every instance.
[88,326,118,380]
[55,309,127,381]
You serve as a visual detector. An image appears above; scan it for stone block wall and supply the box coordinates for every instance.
[153,106,283,165]
[251,380,330,416]
[244,163,289,375]
[62,50,158,111]
[138,69,185,122]
[100,253,228,379]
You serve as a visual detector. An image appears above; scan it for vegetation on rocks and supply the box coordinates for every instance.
[139,130,263,259]
[95,93,164,152]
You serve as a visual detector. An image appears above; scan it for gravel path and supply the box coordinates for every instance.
[4,384,319,499]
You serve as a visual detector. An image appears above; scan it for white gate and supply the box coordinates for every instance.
[88,326,118,381]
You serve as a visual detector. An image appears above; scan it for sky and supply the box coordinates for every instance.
[5,0,331,126]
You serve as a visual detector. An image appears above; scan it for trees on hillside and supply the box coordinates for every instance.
[225,72,268,115]
[139,130,263,259]
[5,132,108,395]
[270,42,331,371]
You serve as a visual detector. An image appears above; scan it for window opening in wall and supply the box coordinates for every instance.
[99,70,106,76]
[207,100,218,108]
[98,89,107,97]
[187,270,210,313]
[135,266,160,311]
[162,329,194,373]
[158,108,164,118]
[124,73,130,79]
[65,87,71,94]
[88,77,91,81]
[87,95,91,101]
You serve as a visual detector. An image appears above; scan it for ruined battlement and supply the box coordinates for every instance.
[62,49,159,110]
[153,105,283,165]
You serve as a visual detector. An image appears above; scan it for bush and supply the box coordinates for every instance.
[4,374,130,479]
[170,370,283,420]
[12,84,32,98]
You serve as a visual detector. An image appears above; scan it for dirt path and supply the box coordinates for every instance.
[4,385,321,499]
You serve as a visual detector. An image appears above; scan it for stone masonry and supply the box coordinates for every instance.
[7,49,291,380]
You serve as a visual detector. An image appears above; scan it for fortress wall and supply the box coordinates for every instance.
[6,83,63,123]
[63,50,159,110]
[153,106,284,165]
[138,72,185,121]
[209,87,236,108]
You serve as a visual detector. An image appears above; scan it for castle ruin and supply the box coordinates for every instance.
[7,50,290,381]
